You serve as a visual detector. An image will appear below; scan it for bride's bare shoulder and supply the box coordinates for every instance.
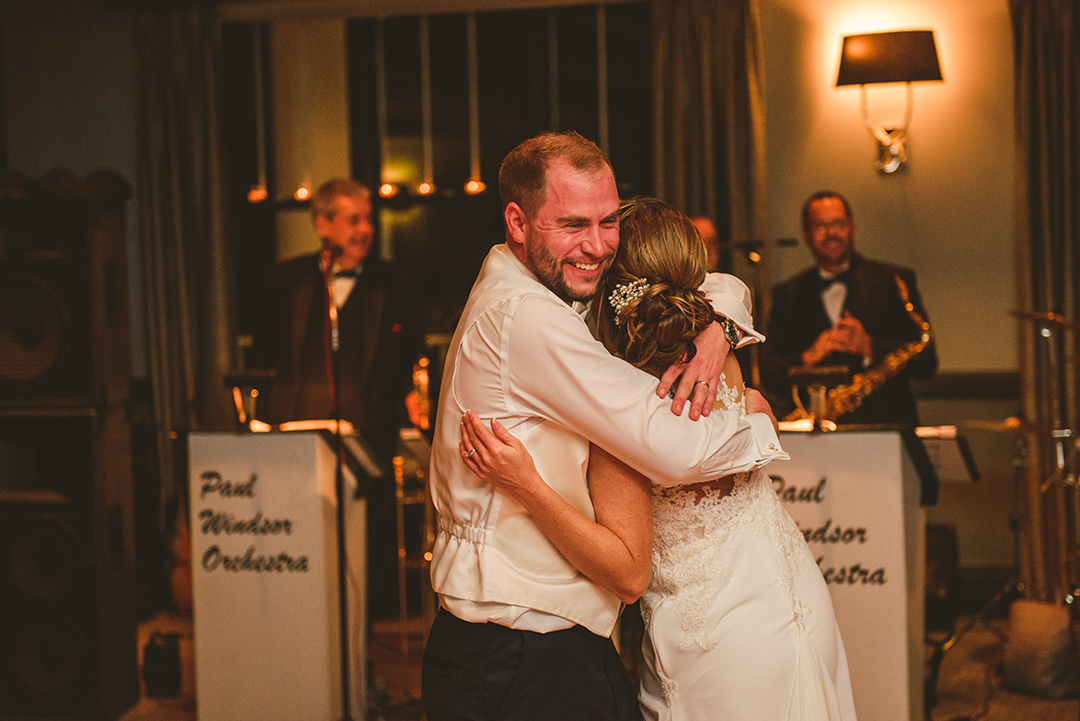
[714,353,745,411]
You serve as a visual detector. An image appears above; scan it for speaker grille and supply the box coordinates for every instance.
[0,505,94,716]
[0,272,70,386]
[8,513,83,600]
[11,615,87,697]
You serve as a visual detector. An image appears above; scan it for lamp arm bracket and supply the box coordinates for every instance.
[859,83,914,144]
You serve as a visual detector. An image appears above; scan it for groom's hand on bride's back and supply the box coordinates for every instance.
[745,389,779,435]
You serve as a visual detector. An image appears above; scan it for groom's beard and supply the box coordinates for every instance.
[526,242,613,305]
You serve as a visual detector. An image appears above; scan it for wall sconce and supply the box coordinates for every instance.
[836,30,942,173]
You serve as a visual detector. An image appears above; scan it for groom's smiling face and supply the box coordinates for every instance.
[512,159,621,304]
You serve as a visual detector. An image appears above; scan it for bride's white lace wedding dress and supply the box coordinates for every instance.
[638,382,857,720]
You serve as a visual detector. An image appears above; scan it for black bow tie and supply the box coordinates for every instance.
[334,266,361,279]
[819,268,853,291]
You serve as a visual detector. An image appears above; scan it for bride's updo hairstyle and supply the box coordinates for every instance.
[599,197,715,377]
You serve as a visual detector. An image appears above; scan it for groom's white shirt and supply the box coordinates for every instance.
[429,244,786,637]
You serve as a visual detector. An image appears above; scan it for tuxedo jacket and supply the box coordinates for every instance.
[249,252,423,462]
[761,253,938,425]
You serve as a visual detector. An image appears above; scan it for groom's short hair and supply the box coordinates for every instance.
[498,131,612,219]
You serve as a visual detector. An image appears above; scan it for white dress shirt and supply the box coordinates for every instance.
[429,245,787,636]
[329,263,361,308]
[818,264,850,325]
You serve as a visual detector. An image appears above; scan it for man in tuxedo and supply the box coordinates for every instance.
[249,178,423,619]
[762,190,938,425]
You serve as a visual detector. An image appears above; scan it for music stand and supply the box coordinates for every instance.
[915,426,980,483]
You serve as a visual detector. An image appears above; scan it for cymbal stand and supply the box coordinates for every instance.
[1039,430,1078,495]
[1011,429,1031,595]
[1028,316,1079,603]
[1041,429,1080,603]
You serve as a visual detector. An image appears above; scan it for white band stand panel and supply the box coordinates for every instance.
[188,431,367,721]
[773,430,926,721]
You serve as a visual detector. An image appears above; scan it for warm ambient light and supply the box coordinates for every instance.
[778,418,837,433]
[836,29,943,174]
[294,184,311,201]
[416,182,436,196]
[379,183,400,198]
[278,419,356,435]
[247,185,268,203]
[232,386,247,424]
[915,425,958,439]
[464,179,486,195]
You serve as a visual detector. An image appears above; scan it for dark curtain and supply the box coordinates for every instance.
[136,7,238,528]
[1010,0,1080,601]
[650,0,769,382]
[649,0,768,282]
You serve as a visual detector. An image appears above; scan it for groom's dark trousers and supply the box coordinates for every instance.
[422,607,642,721]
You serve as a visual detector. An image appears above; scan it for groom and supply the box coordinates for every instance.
[423,131,784,721]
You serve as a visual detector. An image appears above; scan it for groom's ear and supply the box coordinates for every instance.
[504,202,528,245]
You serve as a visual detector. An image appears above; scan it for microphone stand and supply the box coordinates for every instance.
[323,251,356,721]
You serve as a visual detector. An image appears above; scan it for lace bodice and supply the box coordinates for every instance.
[641,375,810,706]
[637,377,856,719]
[645,470,809,643]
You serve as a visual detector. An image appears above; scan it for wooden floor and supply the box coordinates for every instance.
[119,609,1080,721]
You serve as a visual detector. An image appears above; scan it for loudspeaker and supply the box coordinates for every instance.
[0,170,137,720]
[0,189,92,400]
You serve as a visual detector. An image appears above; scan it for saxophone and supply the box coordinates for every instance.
[784,274,932,423]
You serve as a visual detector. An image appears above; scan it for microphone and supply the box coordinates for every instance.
[322,241,344,268]
[321,242,342,352]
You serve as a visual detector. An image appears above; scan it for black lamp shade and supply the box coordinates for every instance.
[836,30,943,86]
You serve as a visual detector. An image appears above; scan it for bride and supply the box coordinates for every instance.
[459,197,857,720]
